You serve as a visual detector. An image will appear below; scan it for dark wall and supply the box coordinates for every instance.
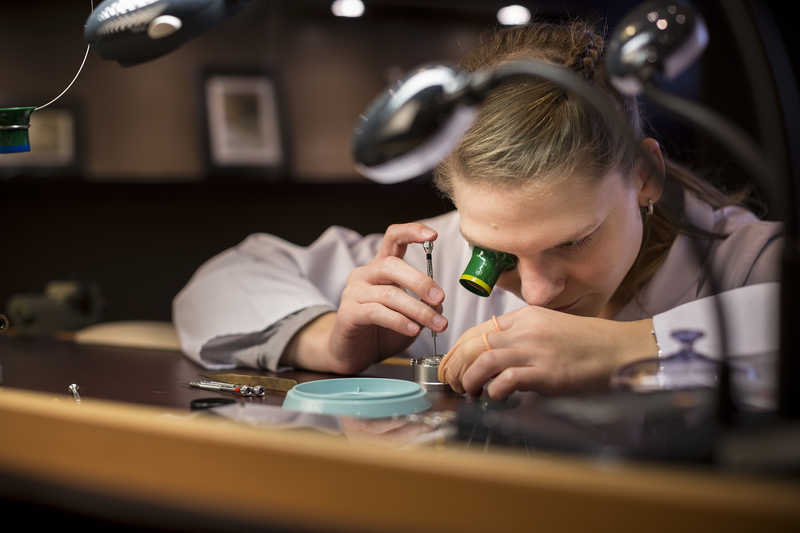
[0,182,450,320]
[1,181,454,322]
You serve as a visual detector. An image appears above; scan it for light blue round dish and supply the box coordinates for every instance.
[282,377,431,418]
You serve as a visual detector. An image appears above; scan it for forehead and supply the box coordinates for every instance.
[452,172,627,252]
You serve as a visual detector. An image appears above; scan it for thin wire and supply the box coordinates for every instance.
[36,0,94,111]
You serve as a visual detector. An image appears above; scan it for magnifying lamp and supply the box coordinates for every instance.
[84,0,253,67]
[353,2,711,185]
[352,59,638,185]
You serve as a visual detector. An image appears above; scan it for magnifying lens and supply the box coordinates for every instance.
[0,107,36,154]
[459,247,517,297]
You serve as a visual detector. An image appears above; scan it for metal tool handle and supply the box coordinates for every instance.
[423,241,438,355]
[189,380,265,397]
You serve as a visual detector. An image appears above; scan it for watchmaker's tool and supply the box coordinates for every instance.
[411,356,448,391]
[202,372,297,393]
[412,240,449,390]
[459,247,518,297]
[282,377,431,418]
[189,379,265,397]
[423,240,438,355]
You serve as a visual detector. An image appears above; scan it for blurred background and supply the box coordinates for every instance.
[0,0,796,326]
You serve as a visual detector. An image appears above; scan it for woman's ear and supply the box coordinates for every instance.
[637,138,665,206]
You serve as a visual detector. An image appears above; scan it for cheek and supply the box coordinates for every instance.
[582,243,629,284]
[495,269,521,295]
[573,220,642,288]
[590,212,643,284]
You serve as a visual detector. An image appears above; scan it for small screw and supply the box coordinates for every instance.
[67,383,81,402]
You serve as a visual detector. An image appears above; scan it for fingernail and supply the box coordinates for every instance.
[432,314,447,330]
[427,287,443,302]
[422,229,435,239]
[407,322,420,334]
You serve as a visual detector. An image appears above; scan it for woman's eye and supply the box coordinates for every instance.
[558,234,594,251]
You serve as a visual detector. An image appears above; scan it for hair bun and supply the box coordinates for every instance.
[569,27,604,80]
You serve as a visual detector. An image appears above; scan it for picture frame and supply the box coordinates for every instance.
[202,70,288,178]
[0,105,81,178]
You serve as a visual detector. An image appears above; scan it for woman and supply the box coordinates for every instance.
[173,21,782,399]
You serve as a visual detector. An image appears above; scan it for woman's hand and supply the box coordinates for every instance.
[287,223,447,375]
[438,306,657,399]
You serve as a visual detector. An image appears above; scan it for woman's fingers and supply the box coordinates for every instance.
[355,283,448,333]
[440,330,501,394]
[329,221,443,364]
[460,349,535,397]
[485,366,544,400]
[443,343,547,400]
[354,255,444,306]
[377,222,438,259]
[342,300,422,337]
[439,317,508,387]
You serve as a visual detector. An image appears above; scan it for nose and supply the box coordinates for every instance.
[516,257,565,307]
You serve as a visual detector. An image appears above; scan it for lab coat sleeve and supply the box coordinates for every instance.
[172,226,383,370]
[651,282,780,358]
[743,230,784,285]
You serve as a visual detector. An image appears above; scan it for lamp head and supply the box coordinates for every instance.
[352,64,479,184]
[606,0,708,96]
[84,0,252,67]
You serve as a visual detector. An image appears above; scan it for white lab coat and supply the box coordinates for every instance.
[173,194,782,371]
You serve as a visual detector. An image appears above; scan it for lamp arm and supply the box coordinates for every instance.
[642,82,788,225]
[643,81,798,419]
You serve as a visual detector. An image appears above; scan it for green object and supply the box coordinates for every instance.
[459,247,518,297]
[282,378,431,418]
[0,106,35,154]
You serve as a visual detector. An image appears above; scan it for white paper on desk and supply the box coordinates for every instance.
[208,403,455,446]
[210,403,344,435]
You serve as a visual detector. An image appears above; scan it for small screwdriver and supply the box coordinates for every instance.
[189,380,265,397]
[423,240,438,356]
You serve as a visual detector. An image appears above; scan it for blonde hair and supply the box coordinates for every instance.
[434,20,745,307]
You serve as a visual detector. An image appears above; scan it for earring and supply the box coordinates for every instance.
[641,199,655,219]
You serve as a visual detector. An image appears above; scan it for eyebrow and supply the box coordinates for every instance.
[554,222,602,246]
[459,220,601,252]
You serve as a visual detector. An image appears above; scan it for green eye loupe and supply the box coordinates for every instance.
[459,247,518,297]
[0,106,35,154]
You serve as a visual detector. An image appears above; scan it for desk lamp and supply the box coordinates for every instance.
[352,1,798,467]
